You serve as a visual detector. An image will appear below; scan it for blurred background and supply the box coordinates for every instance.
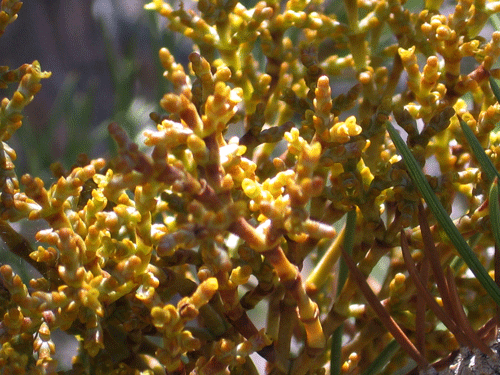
[0,0,194,179]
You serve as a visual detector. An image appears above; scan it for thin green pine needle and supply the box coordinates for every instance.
[459,117,500,183]
[361,340,400,375]
[386,121,500,307]
[331,210,356,374]
[490,76,500,105]
[490,179,500,248]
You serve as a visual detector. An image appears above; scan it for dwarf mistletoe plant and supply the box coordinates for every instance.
[2,0,500,374]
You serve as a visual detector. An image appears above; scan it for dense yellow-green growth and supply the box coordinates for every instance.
[3,0,500,374]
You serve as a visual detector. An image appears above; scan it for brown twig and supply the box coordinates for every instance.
[416,255,429,360]
[341,247,429,369]
[400,228,469,347]
[445,267,493,355]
